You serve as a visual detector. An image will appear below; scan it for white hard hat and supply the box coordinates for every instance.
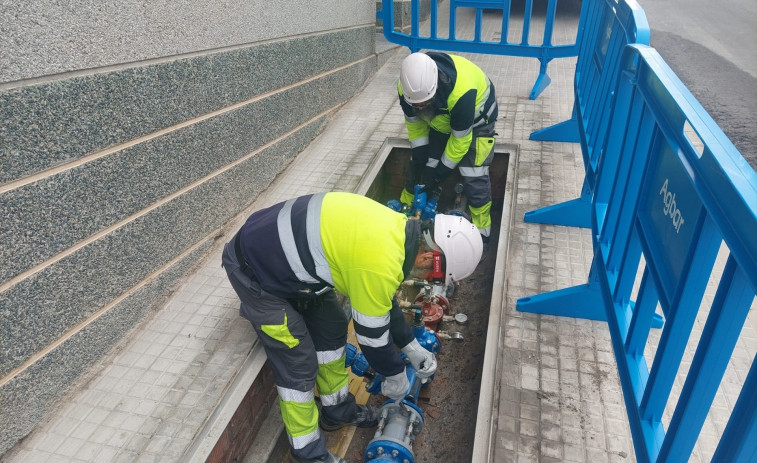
[432,214,483,284]
[399,53,438,104]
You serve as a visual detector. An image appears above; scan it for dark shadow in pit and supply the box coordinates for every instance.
[363,147,509,218]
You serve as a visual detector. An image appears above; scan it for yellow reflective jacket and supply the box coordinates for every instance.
[238,192,410,375]
[398,52,495,167]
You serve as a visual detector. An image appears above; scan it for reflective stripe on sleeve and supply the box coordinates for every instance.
[356,330,390,348]
[426,158,439,168]
[278,194,334,286]
[305,193,334,285]
[475,85,491,117]
[278,199,320,284]
[451,126,472,138]
[441,153,458,169]
[473,101,496,128]
[352,309,390,328]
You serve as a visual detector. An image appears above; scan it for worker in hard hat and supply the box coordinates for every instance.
[397,51,499,245]
[221,192,483,463]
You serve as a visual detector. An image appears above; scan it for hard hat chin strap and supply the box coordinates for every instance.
[403,219,422,278]
[422,229,441,252]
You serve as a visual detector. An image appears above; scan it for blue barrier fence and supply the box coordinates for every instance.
[379,1,756,458]
[519,44,757,462]
[378,0,581,99]
[525,0,650,228]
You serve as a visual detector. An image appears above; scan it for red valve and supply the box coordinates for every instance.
[414,291,450,331]
[430,250,444,282]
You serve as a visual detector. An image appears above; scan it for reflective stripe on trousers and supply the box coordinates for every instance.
[277,386,321,450]
[222,241,347,460]
[316,347,350,406]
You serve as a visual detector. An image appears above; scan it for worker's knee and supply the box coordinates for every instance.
[462,178,492,207]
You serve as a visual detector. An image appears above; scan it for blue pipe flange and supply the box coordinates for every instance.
[365,439,414,463]
[364,401,424,463]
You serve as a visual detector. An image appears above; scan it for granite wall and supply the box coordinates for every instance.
[376,0,432,31]
[0,0,378,455]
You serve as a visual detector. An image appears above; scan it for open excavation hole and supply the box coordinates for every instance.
[338,138,512,463]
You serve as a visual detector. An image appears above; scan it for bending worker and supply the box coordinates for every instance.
[398,51,499,244]
[221,192,483,463]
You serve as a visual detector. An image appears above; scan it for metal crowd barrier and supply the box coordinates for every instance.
[378,0,581,99]
[519,44,757,462]
[525,0,650,228]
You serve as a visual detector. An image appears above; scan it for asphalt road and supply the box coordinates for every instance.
[637,0,757,170]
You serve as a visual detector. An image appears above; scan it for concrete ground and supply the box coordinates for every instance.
[3,6,754,463]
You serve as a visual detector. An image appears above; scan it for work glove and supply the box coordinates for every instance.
[381,370,411,401]
[401,339,437,379]
[418,177,441,195]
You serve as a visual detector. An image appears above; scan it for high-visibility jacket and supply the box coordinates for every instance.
[398,52,497,178]
[237,192,410,375]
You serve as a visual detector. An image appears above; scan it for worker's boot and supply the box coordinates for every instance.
[318,403,380,432]
[289,451,346,463]
[479,235,490,262]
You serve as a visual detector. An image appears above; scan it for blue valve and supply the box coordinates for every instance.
[420,194,438,221]
[411,185,427,216]
[413,324,441,354]
[385,199,403,212]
